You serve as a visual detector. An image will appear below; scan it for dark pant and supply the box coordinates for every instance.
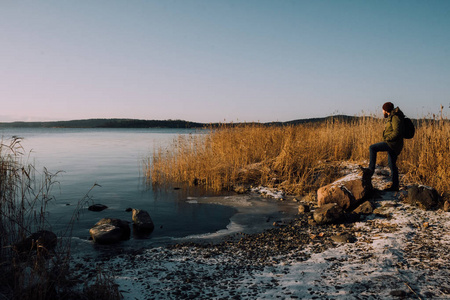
[369,142,399,187]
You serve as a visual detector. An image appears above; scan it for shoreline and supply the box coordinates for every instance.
[71,168,450,299]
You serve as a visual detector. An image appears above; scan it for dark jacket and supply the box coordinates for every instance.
[383,107,405,155]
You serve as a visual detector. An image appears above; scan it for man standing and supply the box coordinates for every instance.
[367,102,405,191]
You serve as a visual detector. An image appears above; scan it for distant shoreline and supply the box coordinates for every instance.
[0,115,362,129]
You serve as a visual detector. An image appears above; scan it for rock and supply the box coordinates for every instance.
[298,204,310,214]
[317,174,372,210]
[352,201,374,215]
[444,200,450,212]
[317,169,373,210]
[303,192,317,203]
[313,203,343,225]
[273,221,283,226]
[89,218,130,244]
[331,233,356,243]
[390,290,407,297]
[14,230,57,253]
[88,204,108,212]
[317,184,353,210]
[406,185,442,210]
[373,207,392,218]
[308,218,317,226]
[344,176,372,201]
[234,185,247,194]
[132,209,155,233]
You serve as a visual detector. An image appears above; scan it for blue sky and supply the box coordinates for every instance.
[1,0,449,123]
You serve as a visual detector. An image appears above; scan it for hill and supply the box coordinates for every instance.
[0,118,204,129]
[0,115,364,129]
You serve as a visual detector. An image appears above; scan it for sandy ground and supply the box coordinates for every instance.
[72,168,450,299]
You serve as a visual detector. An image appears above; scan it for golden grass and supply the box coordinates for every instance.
[401,119,450,195]
[146,116,450,199]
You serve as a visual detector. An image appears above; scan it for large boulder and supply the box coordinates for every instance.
[132,209,155,233]
[313,203,343,225]
[14,230,57,253]
[317,184,352,210]
[406,185,442,210]
[344,176,372,201]
[89,218,130,244]
[317,172,372,210]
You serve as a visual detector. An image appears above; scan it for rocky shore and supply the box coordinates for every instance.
[71,165,450,299]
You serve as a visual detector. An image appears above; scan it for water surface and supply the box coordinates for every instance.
[1,128,298,249]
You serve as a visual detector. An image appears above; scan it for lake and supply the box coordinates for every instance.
[0,128,298,251]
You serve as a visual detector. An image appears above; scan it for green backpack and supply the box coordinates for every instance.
[403,117,415,139]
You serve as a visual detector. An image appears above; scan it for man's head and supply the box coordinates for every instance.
[382,102,394,118]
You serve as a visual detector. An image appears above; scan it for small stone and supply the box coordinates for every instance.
[273,221,283,226]
[444,200,450,212]
[331,233,356,243]
[298,204,310,214]
[353,201,374,215]
[390,290,407,297]
[234,185,247,194]
[308,219,317,226]
[88,204,108,212]
[313,203,343,225]
[423,222,429,229]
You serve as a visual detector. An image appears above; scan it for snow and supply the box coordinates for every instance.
[251,186,286,200]
[71,165,450,299]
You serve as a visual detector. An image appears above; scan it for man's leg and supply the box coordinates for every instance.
[387,150,399,189]
[369,142,391,174]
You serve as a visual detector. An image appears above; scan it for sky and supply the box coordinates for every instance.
[1,0,449,123]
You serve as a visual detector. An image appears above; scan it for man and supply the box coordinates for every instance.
[366,102,405,191]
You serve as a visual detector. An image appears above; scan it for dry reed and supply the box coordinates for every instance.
[0,139,120,300]
[401,118,450,195]
[146,115,450,200]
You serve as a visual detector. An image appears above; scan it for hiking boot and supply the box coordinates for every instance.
[360,166,374,177]
[384,185,399,192]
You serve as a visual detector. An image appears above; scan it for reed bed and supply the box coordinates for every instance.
[401,118,450,195]
[146,115,450,199]
[0,139,120,300]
